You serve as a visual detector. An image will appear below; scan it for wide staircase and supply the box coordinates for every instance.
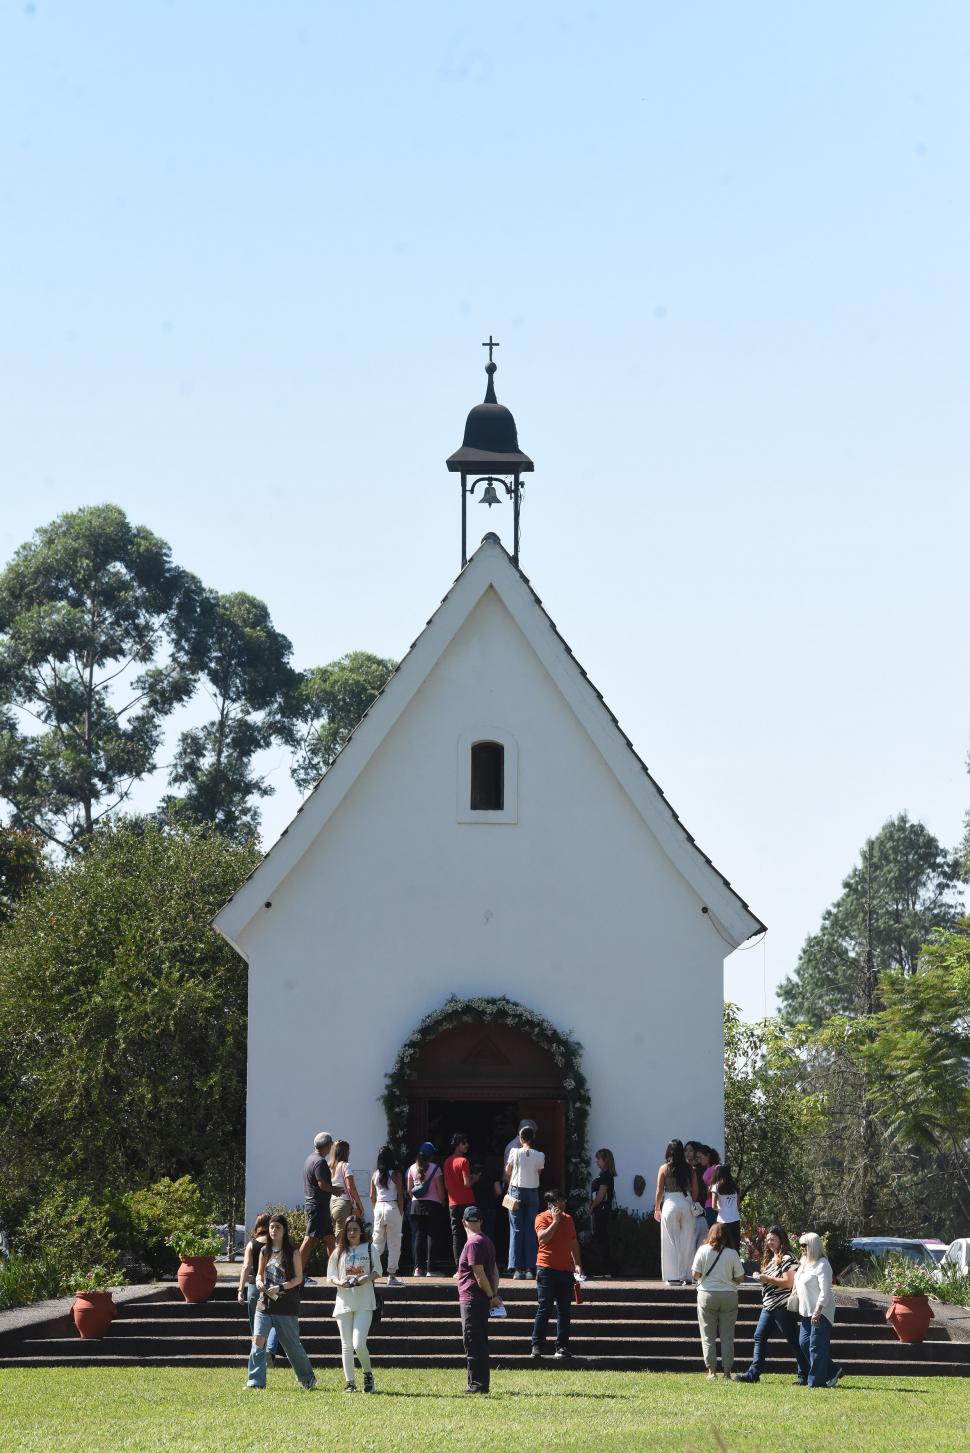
[2,1280,969,1375]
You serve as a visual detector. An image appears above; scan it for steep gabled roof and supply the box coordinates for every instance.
[213,536,765,952]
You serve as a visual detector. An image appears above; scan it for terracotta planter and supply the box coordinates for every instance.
[72,1290,116,1339]
[886,1294,934,1343]
[177,1255,218,1303]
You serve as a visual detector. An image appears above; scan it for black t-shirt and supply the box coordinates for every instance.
[304,1152,333,1212]
[592,1171,615,1214]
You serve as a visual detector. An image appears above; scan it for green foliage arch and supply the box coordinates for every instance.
[382,995,591,1193]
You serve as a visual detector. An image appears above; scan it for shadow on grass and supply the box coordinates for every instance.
[377,1388,636,1400]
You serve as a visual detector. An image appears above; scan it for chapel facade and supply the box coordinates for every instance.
[213,349,764,1222]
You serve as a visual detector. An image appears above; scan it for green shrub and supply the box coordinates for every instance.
[607,1208,661,1278]
[0,1251,71,1310]
[169,1231,221,1258]
[264,1206,328,1275]
[118,1176,214,1277]
[14,1191,119,1276]
[70,1265,128,1293]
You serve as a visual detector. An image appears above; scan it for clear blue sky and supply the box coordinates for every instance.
[2,3,968,1019]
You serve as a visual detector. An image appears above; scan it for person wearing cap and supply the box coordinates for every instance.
[531,1190,582,1359]
[456,1205,501,1394]
[299,1132,336,1273]
[406,1142,446,1277]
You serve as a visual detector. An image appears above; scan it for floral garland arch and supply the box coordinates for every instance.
[381,994,591,1195]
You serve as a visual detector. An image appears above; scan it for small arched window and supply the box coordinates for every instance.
[470,740,504,811]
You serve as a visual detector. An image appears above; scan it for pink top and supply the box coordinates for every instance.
[703,1164,719,1209]
[407,1160,445,1206]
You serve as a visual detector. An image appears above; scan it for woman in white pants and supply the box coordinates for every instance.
[327,1215,381,1392]
[654,1138,701,1284]
[369,1145,404,1287]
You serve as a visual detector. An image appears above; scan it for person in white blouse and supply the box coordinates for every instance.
[793,1232,843,1388]
[505,1126,545,1278]
[691,1222,746,1380]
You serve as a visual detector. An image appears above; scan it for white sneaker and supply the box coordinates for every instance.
[386,1275,403,1287]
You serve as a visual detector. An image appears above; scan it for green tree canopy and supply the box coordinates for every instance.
[0,821,47,923]
[0,505,202,849]
[292,650,396,792]
[163,591,299,839]
[0,818,256,1228]
[860,924,970,1217]
[778,814,965,1028]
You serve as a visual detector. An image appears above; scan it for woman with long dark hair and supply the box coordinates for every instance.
[245,1214,316,1391]
[711,1163,742,1251]
[654,1138,701,1284]
[736,1226,809,1383]
[237,1212,270,1334]
[370,1144,404,1286]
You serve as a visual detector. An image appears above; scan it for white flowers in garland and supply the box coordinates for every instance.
[381,994,591,1197]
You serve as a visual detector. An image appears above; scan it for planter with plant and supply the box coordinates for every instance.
[880,1256,937,1343]
[170,1231,222,1303]
[71,1266,127,1339]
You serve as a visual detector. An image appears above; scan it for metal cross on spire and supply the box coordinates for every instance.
[481,335,500,364]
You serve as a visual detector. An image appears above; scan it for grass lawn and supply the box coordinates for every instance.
[1,1368,968,1452]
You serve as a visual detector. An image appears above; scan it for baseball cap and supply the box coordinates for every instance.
[462,1205,482,1223]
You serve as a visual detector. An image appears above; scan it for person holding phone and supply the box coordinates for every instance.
[327,1214,381,1392]
[531,1189,582,1359]
[246,1214,316,1391]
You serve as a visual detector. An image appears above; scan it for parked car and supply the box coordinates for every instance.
[213,1223,247,1257]
[941,1239,970,1275]
[848,1237,941,1278]
[922,1239,949,1265]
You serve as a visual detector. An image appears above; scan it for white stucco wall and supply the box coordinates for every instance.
[238,586,729,1222]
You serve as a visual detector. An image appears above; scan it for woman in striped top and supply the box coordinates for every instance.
[736,1226,809,1383]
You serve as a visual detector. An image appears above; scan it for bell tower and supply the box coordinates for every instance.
[446,337,534,567]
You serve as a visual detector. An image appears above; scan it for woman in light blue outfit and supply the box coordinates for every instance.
[245,1213,316,1391]
[505,1126,545,1278]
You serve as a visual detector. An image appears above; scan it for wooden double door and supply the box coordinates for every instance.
[404,1022,569,1191]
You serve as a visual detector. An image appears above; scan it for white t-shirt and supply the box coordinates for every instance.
[715,1192,739,1225]
[692,1243,745,1292]
[507,1146,545,1189]
[327,1242,380,1316]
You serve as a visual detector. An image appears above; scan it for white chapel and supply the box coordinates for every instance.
[214,349,764,1224]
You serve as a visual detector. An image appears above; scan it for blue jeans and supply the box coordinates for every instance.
[746,1304,809,1379]
[247,1307,315,1389]
[245,1286,278,1354]
[508,1186,539,1271]
[798,1314,835,1387]
[532,1268,573,1350]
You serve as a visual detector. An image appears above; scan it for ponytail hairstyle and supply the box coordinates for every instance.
[519,1125,536,1156]
[715,1162,738,1196]
[376,1144,396,1190]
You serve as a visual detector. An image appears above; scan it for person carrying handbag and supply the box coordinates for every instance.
[736,1226,809,1384]
[407,1142,446,1276]
[691,1222,745,1380]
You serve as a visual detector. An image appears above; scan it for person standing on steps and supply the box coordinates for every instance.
[407,1142,446,1276]
[711,1163,742,1252]
[456,1205,502,1395]
[329,1139,365,1237]
[327,1214,381,1393]
[736,1226,809,1384]
[299,1131,335,1276]
[531,1189,583,1359]
[246,1214,316,1391]
[793,1232,844,1389]
[444,1132,475,1269]
[369,1144,405,1286]
[691,1221,745,1381]
[654,1138,701,1284]
[505,1125,545,1279]
[589,1148,616,1277]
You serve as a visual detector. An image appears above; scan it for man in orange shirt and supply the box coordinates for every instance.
[531,1189,583,1359]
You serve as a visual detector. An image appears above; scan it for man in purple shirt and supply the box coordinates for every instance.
[456,1205,502,1394]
